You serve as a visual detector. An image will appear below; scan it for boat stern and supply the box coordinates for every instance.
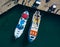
[28,30,38,42]
[14,28,23,39]
[28,35,36,42]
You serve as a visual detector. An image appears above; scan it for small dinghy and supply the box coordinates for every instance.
[14,11,29,39]
[28,11,41,42]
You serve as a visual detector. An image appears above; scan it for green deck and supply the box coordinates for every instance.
[0,4,60,47]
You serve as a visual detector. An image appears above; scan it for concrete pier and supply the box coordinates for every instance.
[0,0,17,15]
[18,0,60,15]
[0,0,60,15]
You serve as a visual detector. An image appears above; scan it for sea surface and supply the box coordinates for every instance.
[0,4,60,47]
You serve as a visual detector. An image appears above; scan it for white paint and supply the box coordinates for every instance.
[36,1,41,4]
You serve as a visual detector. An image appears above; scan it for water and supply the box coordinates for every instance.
[0,4,60,47]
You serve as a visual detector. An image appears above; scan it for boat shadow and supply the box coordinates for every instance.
[21,31,29,47]
[21,21,30,47]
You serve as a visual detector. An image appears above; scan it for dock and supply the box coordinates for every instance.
[0,0,60,15]
[18,0,60,15]
[0,0,17,15]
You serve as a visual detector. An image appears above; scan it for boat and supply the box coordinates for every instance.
[32,0,41,8]
[14,11,29,39]
[28,11,41,42]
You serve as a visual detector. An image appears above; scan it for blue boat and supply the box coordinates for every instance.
[14,11,29,39]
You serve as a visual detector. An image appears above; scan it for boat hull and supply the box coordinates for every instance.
[28,11,41,42]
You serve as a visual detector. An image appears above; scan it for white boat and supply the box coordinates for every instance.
[14,11,29,39]
[28,11,41,42]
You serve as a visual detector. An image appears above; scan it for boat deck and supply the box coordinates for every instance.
[18,0,60,15]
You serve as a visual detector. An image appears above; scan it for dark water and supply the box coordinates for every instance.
[0,4,60,47]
